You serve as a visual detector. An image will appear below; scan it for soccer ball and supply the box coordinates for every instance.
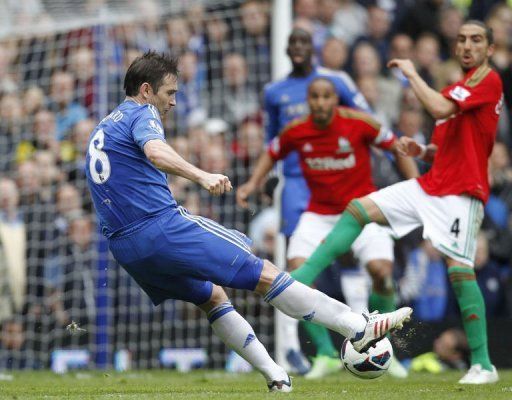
[341,337,393,379]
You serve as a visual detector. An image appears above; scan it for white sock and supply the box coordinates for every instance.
[265,272,366,339]
[276,311,301,351]
[208,302,288,383]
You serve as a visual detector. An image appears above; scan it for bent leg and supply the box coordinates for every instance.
[255,260,366,339]
[291,198,386,286]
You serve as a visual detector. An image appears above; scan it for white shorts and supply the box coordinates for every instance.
[368,179,484,267]
[287,211,394,267]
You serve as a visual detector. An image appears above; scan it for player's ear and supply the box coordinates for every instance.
[140,82,153,99]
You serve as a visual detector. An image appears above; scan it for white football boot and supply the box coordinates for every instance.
[351,307,413,353]
[458,364,499,384]
[267,374,293,392]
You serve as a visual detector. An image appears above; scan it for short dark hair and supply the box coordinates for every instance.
[124,51,179,96]
[463,20,494,46]
[308,76,336,93]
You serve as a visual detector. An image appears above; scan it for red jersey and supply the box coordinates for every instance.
[268,107,396,215]
[417,65,503,203]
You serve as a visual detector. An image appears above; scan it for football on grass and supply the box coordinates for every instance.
[341,337,393,379]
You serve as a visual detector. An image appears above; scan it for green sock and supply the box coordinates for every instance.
[291,201,369,285]
[301,321,338,358]
[448,266,492,371]
[369,292,395,313]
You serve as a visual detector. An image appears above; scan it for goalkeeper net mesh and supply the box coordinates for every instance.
[0,0,275,370]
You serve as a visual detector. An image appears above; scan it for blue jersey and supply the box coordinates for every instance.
[85,100,177,237]
[264,67,371,176]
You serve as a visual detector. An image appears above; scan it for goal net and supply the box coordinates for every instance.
[0,0,276,370]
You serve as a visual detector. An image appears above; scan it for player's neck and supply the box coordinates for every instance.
[290,64,313,77]
[125,95,147,105]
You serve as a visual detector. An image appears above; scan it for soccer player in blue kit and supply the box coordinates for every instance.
[264,28,374,376]
[85,51,412,392]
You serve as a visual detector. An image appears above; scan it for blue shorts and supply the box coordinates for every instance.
[281,175,310,237]
[108,206,264,306]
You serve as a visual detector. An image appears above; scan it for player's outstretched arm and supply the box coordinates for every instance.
[144,139,232,196]
[236,152,275,208]
[387,59,458,120]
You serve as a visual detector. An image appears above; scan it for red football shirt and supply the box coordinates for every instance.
[417,65,503,203]
[268,107,396,214]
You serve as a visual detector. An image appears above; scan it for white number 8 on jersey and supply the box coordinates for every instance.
[88,129,111,184]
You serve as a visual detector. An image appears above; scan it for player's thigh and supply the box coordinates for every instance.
[287,212,339,262]
[157,206,258,286]
[420,195,483,267]
[281,175,310,236]
[352,222,395,267]
[367,179,423,238]
[121,260,215,306]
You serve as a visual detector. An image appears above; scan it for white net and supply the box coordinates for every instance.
[0,0,275,370]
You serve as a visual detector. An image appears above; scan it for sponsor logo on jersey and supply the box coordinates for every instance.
[149,119,164,135]
[302,142,313,152]
[449,86,471,102]
[280,94,290,103]
[336,137,353,153]
[305,154,356,170]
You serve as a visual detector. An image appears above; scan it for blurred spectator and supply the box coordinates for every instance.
[411,328,469,373]
[0,93,26,172]
[22,86,46,116]
[133,0,167,53]
[399,241,448,321]
[414,33,441,87]
[329,0,368,46]
[204,14,231,99]
[216,53,260,127]
[238,0,271,92]
[69,47,95,113]
[43,213,96,329]
[16,109,60,164]
[54,183,83,238]
[387,33,414,86]
[320,37,348,70]
[353,5,392,68]
[353,42,402,124]
[294,0,327,61]
[438,6,464,60]
[357,76,390,126]
[474,233,507,316]
[0,43,17,93]
[0,178,26,320]
[49,71,87,140]
[166,16,192,56]
[176,51,205,133]
[0,317,32,369]
[396,108,426,144]
[399,0,444,41]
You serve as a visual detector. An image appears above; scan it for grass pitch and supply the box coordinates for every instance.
[0,370,511,399]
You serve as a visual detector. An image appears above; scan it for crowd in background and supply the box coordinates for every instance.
[1,0,512,369]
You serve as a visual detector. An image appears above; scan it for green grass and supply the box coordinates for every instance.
[0,370,511,399]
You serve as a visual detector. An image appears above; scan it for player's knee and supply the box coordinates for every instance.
[253,260,280,296]
[347,197,387,225]
[199,285,229,313]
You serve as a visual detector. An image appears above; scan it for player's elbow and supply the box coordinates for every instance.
[431,100,457,120]
[144,141,166,169]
